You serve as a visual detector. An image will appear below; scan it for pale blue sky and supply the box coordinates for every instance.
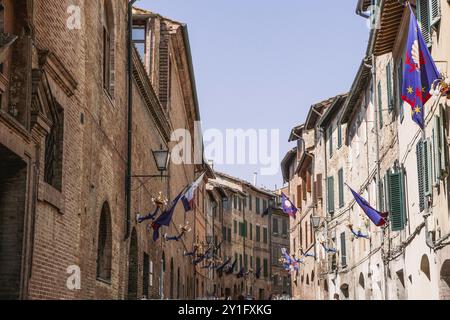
[139,0,370,189]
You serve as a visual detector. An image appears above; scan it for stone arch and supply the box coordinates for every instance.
[96,202,112,281]
[439,260,450,299]
[420,254,431,281]
[340,283,349,299]
[127,228,138,299]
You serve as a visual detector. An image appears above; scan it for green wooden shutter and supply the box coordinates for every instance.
[378,81,383,128]
[338,168,344,208]
[430,0,441,26]
[417,0,431,45]
[424,139,432,197]
[397,59,404,122]
[328,126,333,158]
[432,118,439,185]
[234,220,237,234]
[440,105,449,178]
[340,232,347,267]
[250,223,253,240]
[222,226,227,240]
[388,168,406,231]
[417,140,425,212]
[263,258,268,277]
[327,176,335,214]
[386,62,394,112]
[338,124,342,149]
[234,253,238,271]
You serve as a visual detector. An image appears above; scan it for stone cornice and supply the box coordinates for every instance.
[132,47,171,142]
[38,49,78,97]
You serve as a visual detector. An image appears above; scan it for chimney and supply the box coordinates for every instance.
[253,172,258,187]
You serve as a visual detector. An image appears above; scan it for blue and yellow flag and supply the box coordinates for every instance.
[401,5,440,129]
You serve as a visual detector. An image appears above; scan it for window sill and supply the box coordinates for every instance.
[96,277,112,286]
[38,181,65,214]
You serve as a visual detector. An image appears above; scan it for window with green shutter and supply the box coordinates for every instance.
[397,59,404,122]
[234,220,237,234]
[327,176,335,214]
[440,105,449,178]
[228,228,231,243]
[328,126,333,158]
[338,168,344,208]
[340,232,347,267]
[433,117,441,186]
[256,197,260,214]
[222,226,227,240]
[250,223,253,240]
[417,138,432,212]
[256,257,261,271]
[263,227,268,244]
[263,258,268,278]
[256,225,261,242]
[249,195,252,211]
[338,124,342,149]
[387,168,407,231]
[386,62,394,112]
[417,0,435,46]
[377,81,383,128]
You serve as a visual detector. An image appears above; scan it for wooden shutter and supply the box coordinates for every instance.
[378,81,383,128]
[250,223,253,240]
[397,59,404,121]
[430,0,441,26]
[417,140,425,212]
[386,62,394,112]
[417,0,431,45]
[440,105,449,178]
[338,124,342,149]
[338,168,344,208]
[302,181,307,201]
[340,232,347,266]
[388,169,406,231]
[307,171,312,193]
[316,174,323,199]
[328,126,333,157]
[327,176,335,214]
[424,139,432,197]
[297,185,302,209]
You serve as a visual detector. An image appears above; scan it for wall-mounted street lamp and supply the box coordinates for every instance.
[311,215,322,229]
[132,144,170,180]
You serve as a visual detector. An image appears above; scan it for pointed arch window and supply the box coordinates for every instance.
[97,202,112,281]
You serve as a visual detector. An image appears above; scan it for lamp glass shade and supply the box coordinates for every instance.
[311,216,321,229]
[152,148,170,172]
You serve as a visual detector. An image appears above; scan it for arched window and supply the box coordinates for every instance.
[102,0,115,96]
[306,274,310,285]
[311,271,315,282]
[420,254,431,281]
[359,273,365,289]
[97,202,112,281]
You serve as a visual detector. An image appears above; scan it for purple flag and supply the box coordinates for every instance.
[281,192,298,219]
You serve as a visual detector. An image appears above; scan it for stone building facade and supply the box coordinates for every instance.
[283,0,450,300]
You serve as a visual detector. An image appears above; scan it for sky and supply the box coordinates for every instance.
[139,0,370,190]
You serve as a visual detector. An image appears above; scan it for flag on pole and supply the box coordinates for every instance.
[281,192,298,219]
[349,187,388,227]
[401,4,441,129]
[181,173,205,212]
[151,191,184,241]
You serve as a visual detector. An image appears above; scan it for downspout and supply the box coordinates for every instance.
[125,0,139,240]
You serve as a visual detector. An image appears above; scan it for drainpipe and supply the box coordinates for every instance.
[125,0,139,240]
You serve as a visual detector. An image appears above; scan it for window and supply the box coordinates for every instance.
[256,225,261,242]
[227,228,231,243]
[272,218,279,235]
[387,167,407,231]
[256,197,260,214]
[340,232,347,267]
[249,195,252,211]
[338,168,344,208]
[250,223,253,240]
[386,62,394,112]
[432,107,449,185]
[132,24,146,59]
[222,226,227,241]
[44,103,64,191]
[337,123,342,149]
[328,125,333,158]
[417,138,432,212]
[234,196,237,209]
[417,0,441,47]
[377,81,383,128]
[97,202,112,281]
[103,0,114,95]
[233,220,237,234]
[263,258,268,278]
[396,58,404,122]
[327,176,335,214]
[263,227,268,244]
[244,254,248,270]
[282,219,288,236]
[234,253,238,272]
[256,257,261,272]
